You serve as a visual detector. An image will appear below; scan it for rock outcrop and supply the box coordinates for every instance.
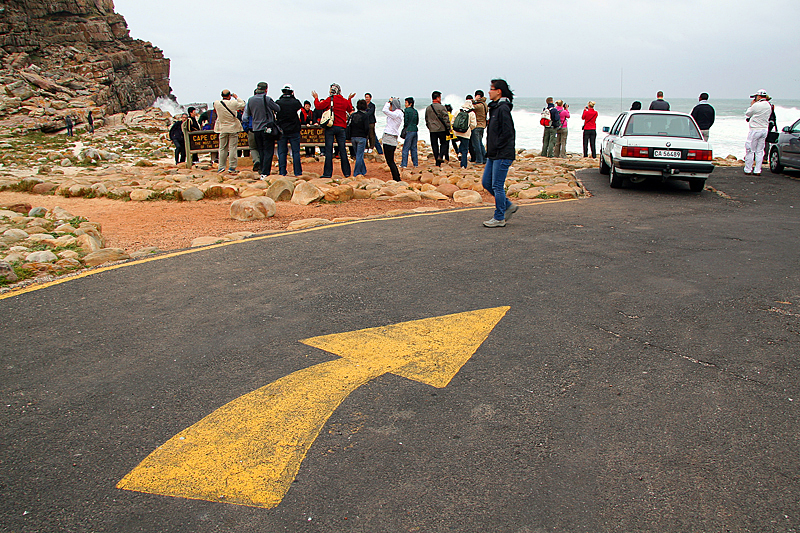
[0,0,171,134]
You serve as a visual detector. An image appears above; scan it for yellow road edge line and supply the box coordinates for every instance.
[0,198,576,300]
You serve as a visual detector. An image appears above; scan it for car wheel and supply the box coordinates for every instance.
[689,179,705,192]
[599,153,610,175]
[769,147,784,174]
[609,161,623,188]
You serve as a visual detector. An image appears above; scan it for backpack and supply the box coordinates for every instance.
[540,108,551,127]
[550,107,561,128]
[452,109,471,133]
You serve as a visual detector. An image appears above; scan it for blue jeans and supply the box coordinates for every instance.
[352,137,367,176]
[323,126,351,178]
[470,127,486,164]
[277,132,302,176]
[457,136,470,168]
[481,158,513,220]
[401,131,418,167]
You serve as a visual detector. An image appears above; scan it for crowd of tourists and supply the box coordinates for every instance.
[166,79,520,229]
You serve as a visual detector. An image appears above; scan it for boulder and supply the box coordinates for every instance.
[287,218,331,230]
[32,182,58,194]
[420,191,449,201]
[25,250,58,263]
[324,184,355,203]
[291,182,324,205]
[129,189,153,201]
[453,190,483,204]
[229,197,277,221]
[180,186,204,202]
[0,261,18,283]
[77,234,103,253]
[82,248,130,267]
[191,236,227,247]
[3,228,29,243]
[436,183,459,198]
[266,178,295,202]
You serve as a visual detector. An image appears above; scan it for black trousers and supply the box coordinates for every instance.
[383,144,400,181]
[430,131,448,165]
[174,140,186,164]
[254,130,276,175]
[583,129,597,158]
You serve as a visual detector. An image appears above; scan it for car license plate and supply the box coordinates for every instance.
[654,150,682,159]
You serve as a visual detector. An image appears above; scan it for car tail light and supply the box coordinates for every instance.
[621,146,650,158]
[687,149,712,161]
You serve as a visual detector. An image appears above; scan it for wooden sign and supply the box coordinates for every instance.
[300,126,325,145]
[187,130,248,151]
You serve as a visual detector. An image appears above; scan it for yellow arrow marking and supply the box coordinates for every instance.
[117,306,509,508]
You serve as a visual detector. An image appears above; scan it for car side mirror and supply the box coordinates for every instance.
[602,126,610,133]
[783,126,791,132]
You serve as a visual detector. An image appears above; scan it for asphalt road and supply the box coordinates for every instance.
[2,166,799,532]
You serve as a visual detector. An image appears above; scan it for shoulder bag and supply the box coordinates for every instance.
[320,98,335,128]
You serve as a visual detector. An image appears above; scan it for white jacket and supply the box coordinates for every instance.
[382,101,403,136]
[214,97,245,133]
[745,100,771,129]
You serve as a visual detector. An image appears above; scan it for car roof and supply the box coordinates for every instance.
[625,110,693,118]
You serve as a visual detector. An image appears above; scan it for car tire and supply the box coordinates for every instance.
[689,179,705,193]
[599,153,610,175]
[769,147,784,174]
[609,161,624,188]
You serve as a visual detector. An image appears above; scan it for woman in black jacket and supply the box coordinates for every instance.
[481,79,518,228]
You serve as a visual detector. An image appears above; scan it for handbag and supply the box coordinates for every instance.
[766,130,779,143]
[320,98,335,128]
[400,126,407,139]
[263,95,283,139]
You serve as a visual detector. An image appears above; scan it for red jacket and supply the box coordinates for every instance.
[582,108,598,130]
[314,94,354,128]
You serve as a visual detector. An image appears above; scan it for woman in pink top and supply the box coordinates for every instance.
[581,101,598,158]
[554,100,570,157]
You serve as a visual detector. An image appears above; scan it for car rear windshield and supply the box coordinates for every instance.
[623,114,702,139]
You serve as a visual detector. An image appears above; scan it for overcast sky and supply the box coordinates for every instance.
[114,0,800,106]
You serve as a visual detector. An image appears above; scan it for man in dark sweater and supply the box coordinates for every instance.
[691,92,715,141]
[276,84,303,176]
[649,91,670,111]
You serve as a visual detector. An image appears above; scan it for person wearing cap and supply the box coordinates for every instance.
[242,82,280,177]
[691,93,715,141]
[213,89,245,174]
[381,97,404,181]
[744,89,772,175]
[276,84,303,177]
[312,83,355,178]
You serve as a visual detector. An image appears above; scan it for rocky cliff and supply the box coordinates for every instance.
[0,0,171,133]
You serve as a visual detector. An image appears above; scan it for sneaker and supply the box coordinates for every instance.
[483,218,506,228]
[228,169,238,175]
[744,170,752,175]
[505,203,519,221]
[252,163,261,172]
[217,168,225,173]
[260,174,269,181]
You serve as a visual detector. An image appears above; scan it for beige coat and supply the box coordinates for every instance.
[213,97,245,133]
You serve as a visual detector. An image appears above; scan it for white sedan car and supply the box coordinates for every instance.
[599,111,714,192]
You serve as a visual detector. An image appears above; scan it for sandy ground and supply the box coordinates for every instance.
[1,158,493,252]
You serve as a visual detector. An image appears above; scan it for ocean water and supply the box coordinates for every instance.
[370,96,800,159]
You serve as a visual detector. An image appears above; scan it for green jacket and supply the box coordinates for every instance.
[403,107,419,132]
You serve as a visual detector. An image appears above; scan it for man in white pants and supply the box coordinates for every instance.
[744,89,771,175]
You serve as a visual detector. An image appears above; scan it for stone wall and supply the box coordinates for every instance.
[0,0,171,133]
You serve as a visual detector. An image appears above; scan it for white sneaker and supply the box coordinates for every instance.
[483,218,506,228]
[260,174,269,181]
